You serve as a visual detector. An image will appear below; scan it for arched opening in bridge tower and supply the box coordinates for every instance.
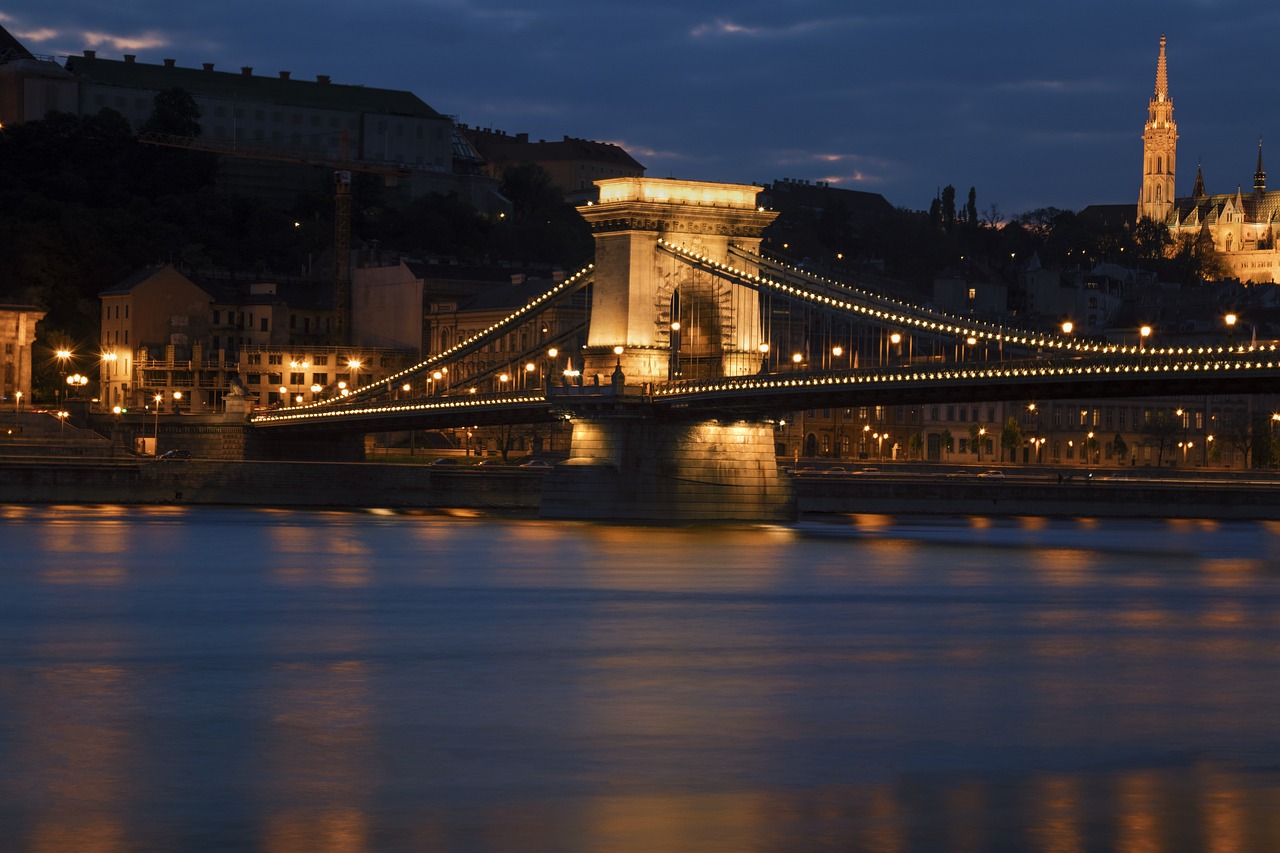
[669,281,724,381]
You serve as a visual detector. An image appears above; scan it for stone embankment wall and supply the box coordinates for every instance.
[0,460,542,509]
[793,475,1280,520]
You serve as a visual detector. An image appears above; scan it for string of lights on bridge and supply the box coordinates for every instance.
[251,391,550,425]
[252,240,1279,424]
[660,239,1175,357]
[250,264,595,424]
[654,347,1280,401]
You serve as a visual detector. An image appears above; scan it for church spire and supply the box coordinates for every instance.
[1254,137,1266,194]
[1154,34,1169,102]
[1192,161,1206,199]
[1139,35,1178,222]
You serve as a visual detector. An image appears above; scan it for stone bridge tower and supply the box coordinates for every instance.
[577,177,778,385]
[541,177,790,522]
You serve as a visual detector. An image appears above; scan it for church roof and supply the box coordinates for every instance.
[1171,188,1280,225]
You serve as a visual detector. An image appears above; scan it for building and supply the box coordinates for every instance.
[459,126,645,202]
[99,265,413,413]
[0,304,45,410]
[1137,35,1280,283]
[0,25,503,214]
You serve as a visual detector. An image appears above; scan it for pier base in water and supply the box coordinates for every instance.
[540,417,792,522]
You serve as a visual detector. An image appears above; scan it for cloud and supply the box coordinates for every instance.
[688,15,864,40]
[80,30,170,51]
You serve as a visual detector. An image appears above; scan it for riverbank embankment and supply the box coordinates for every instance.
[4,458,1280,521]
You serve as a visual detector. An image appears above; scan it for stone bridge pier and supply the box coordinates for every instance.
[541,177,792,521]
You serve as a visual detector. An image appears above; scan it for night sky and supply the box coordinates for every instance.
[5,2,1279,217]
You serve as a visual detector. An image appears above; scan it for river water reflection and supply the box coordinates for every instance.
[3,506,1280,851]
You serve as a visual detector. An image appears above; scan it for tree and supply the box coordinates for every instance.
[139,88,203,138]
[1139,410,1179,466]
[1133,216,1172,260]
[907,431,923,460]
[965,187,978,228]
[1001,416,1022,462]
[941,185,957,231]
[939,428,954,461]
[1112,432,1128,463]
[1169,231,1232,283]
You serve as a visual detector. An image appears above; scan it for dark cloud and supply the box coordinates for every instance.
[3,1,1278,217]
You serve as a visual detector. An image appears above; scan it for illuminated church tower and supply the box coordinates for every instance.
[1138,34,1177,222]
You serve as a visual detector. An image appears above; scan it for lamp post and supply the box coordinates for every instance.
[977,426,987,463]
[1139,325,1152,351]
[153,392,162,447]
[1225,312,1238,349]
[54,348,72,402]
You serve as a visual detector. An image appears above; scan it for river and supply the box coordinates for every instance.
[2,505,1280,851]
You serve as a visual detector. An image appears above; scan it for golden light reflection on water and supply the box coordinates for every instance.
[262,653,373,852]
[266,524,371,586]
[1030,774,1083,853]
[1031,548,1097,587]
[20,659,135,853]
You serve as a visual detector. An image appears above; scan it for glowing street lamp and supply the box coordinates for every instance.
[1139,325,1152,351]
[153,393,163,441]
[1061,320,1074,336]
[1225,312,1238,348]
[55,348,72,401]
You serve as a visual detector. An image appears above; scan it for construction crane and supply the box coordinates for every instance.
[138,131,412,345]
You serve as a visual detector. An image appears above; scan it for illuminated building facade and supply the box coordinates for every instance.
[0,304,45,410]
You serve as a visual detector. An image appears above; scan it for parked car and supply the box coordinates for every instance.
[474,458,507,467]
[977,470,1005,478]
[159,449,192,460]
[426,457,460,466]
[520,459,554,468]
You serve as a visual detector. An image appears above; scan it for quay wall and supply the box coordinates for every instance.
[3,459,1279,521]
[0,460,541,509]
[793,475,1280,521]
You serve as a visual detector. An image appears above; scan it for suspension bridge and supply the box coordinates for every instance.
[247,177,1280,520]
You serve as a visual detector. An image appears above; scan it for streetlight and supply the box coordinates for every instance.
[1061,320,1074,336]
[153,393,162,443]
[57,409,68,434]
[977,426,986,463]
[1139,325,1152,351]
[55,348,72,402]
[1225,312,1238,348]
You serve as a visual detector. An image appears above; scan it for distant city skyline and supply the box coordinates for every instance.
[4,2,1279,217]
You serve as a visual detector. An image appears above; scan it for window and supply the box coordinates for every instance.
[247,373,261,384]
[260,318,268,332]
[312,373,327,386]
[268,354,283,365]
[247,353,262,365]
[313,355,328,366]
[290,372,305,385]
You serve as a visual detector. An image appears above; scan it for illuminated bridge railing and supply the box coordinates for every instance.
[653,345,1280,406]
[250,391,552,429]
